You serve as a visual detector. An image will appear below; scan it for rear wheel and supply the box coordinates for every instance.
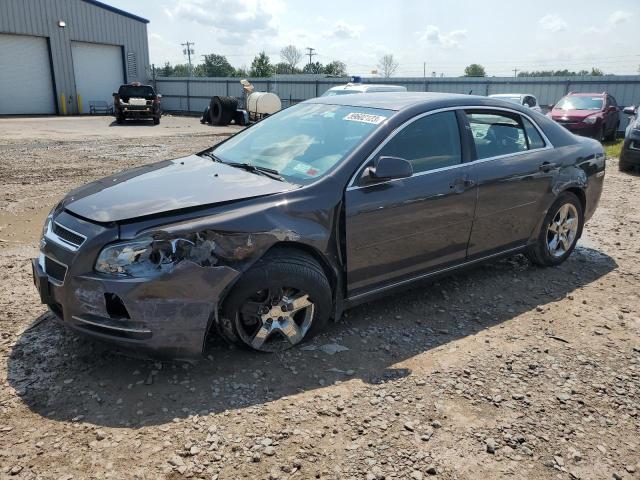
[527,192,583,267]
[219,249,332,352]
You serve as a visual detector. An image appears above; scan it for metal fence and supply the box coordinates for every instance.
[154,74,640,132]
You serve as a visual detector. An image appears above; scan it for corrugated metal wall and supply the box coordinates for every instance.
[156,75,640,132]
[0,0,149,114]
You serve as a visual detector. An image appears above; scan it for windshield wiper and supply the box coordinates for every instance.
[224,162,285,182]
[201,151,222,162]
[201,151,285,182]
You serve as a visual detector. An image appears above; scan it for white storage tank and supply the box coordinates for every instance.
[247,92,281,116]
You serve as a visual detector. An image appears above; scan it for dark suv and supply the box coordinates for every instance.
[620,105,640,171]
[113,83,162,125]
[548,92,619,141]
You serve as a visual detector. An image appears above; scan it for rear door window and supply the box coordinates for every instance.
[466,110,546,159]
[522,117,546,149]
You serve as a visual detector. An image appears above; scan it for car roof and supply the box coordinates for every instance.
[328,84,406,91]
[489,93,535,98]
[306,91,531,112]
[567,92,606,97]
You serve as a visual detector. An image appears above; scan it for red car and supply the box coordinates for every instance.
[548,92,619,141]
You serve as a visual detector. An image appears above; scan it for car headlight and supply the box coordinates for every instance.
[583,115,598,125]
[40,214,52,249]
[95,235,216,277]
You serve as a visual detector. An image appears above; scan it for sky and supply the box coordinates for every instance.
[107,0,639,77]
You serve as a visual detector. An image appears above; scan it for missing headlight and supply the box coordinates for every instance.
[94,231,256,277]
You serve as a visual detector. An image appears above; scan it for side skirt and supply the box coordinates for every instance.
[343,244,527,309]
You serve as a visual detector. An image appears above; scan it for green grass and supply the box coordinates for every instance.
[603,138,623,159]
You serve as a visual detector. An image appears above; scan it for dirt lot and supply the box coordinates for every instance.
[0,116,638,480]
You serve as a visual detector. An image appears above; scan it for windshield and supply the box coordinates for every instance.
[321,89,361,97]
[118,85,155,99]
[211,103,390,184]
[555,96,603,111]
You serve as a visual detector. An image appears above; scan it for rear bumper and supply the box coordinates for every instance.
[558,122,600,138]
[116,106,160,118]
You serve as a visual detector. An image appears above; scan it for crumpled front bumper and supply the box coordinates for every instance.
[31,211,241,358]
[33,255,240,358]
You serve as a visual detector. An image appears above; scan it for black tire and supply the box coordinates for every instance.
[209,96,238,126]
[606,122,619,141]
[596,124,605,142]
[116,114,125,124]
[526,192,584,267]
[218,248,332,352]
[153,116,160,125]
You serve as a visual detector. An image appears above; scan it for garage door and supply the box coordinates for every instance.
[0,34,56,114]
[71,42,124,114]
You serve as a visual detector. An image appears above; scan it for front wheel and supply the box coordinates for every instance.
[527,192,584,267]
[219,249,332,352]
[619,158,633,172]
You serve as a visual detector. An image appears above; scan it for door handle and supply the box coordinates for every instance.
[449,176,476,192]
[538,161,559,172]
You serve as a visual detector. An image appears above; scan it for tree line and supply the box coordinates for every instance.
[157,45,348,78]
[155,45,612,79]
[463,64,608,78]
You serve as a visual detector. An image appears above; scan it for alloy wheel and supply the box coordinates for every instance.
[546,203,579,258]
[236,286,315,352]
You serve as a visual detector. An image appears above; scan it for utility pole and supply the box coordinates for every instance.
[181,41,195,114]
[513,67,518,77]
[423,61,427,92]
[305,47,316,66]
[181,41,195,76]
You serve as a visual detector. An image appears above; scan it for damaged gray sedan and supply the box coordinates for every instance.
[32,93,605,357]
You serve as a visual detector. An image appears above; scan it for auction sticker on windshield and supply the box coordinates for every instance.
[344,112,387,124]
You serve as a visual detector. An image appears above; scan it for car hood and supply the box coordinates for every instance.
[551,109,601,121]
[62,155,296,223]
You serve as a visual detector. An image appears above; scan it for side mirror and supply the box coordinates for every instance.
[156,94,162,99]
[623,106,636,115]
[608,106,618,113]
[112,92,118,97]
[365,156,413,182]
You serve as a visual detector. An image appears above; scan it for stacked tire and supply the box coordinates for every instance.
[208,96,238,126]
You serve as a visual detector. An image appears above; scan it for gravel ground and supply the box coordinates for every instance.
[0,116,638,480]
